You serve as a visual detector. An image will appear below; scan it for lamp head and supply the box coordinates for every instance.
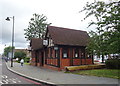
[6,17,10,21]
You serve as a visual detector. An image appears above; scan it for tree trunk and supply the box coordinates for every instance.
[108,54,111,59]
[102,54,104,63]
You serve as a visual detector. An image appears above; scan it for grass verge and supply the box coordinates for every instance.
[65,69,120,79]
[24,62,30,65]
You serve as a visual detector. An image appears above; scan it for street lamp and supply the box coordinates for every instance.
[5,16,15,67]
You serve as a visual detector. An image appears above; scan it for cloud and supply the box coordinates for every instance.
[0,0,98,54]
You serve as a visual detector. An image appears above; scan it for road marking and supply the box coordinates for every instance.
[2,75,8,79]
[1,75,21,84]
[9,78,17,83]
[2,80,9,84]
[0,81,4,84]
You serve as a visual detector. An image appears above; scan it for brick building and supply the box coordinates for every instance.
[30,26,93,71]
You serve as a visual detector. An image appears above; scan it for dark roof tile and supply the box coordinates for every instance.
[31,38,43,50]
[48,26,89,46]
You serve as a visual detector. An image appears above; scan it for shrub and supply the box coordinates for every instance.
[14,51,26,59]
[105,59,120,69]
[24,57,30,63]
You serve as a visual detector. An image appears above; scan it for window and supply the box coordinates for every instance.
[81,52,85,58]
[87,54,91,58]
[54,47,59,58]
[63,53,67,58]
[62,48,68,58]
[74,49,79,58]
[55,50,59,58]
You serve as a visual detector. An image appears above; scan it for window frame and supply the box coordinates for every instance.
[55,49,59,58]
[62,48,68,58]
[74,48,79,58]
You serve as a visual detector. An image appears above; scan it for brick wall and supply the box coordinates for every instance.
[44,64,61,71]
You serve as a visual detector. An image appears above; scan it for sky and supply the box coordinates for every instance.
[0,0,100,54]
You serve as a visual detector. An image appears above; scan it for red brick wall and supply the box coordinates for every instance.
[60,48,62,68]
[73,59,81,66]
[61,59,70,69]
[31,50,44,67]
[60,48,71,69]
[37,63,41,67]
[46,59,58,66]
[60,47,70,69]
[86,59,93,64]
[81,59,86,65]
[44,64,61,71]
[31,47,93,71]
[31,51,36,66]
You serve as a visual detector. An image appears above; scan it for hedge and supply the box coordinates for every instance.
[105,59,120,69]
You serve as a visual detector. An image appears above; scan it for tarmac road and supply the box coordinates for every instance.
[1,60,46,86]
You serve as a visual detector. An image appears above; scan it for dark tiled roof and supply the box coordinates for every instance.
[48,26,89,46]
[31,38,43,50]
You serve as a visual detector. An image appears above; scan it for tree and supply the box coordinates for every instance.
[81,1,120,61]
[4,46,15,58]
[14,51,26,60]
[24,13,50,41]
[86,31,98,56]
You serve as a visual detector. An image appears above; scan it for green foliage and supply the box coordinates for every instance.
[24,57,30,63]
[14,51,26,60]
[81,1,120,59]
[4,46,15,57]
[105,59,120,69]
[24,13,50,41]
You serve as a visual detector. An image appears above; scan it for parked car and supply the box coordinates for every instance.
[94,58,107,63]
[94,58,101,63]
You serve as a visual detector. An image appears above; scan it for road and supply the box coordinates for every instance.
[0,56,2,85]
[0,60,50,86]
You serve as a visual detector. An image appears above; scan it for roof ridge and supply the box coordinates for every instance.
[48,26,86,32]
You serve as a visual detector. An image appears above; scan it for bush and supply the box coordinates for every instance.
[105,59,120,69]
[14,51,26,59]
[24,57,30,63]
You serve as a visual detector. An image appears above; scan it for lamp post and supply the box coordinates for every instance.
[5,16,15,67]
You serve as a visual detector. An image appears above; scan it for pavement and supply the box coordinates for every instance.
[6,61,119,85]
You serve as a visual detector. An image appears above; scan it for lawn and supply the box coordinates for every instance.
[24,62,30,65]
[66,69,120,79]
